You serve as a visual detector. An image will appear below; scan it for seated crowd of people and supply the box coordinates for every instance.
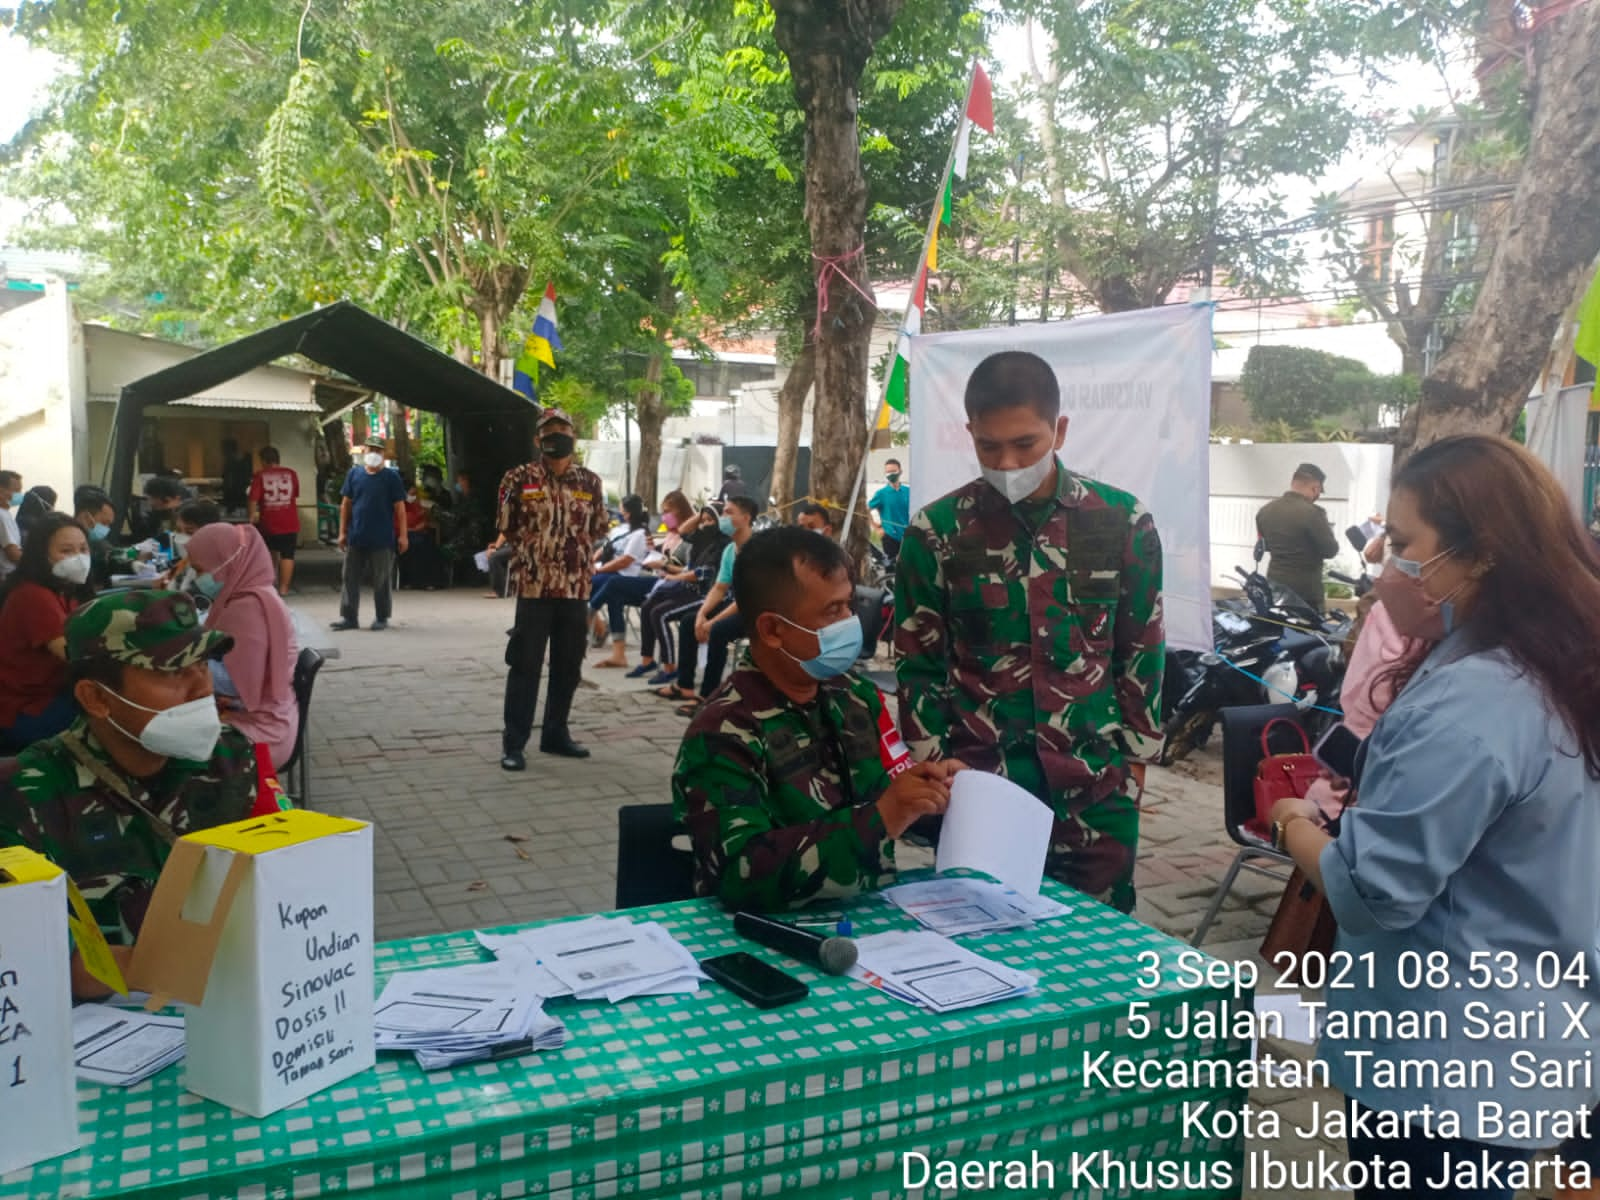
[4,348,1600,1200]
[0,467,302,771]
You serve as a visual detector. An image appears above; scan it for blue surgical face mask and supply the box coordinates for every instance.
[718,515,735,537]
[89,522,110,542]
[777,613,863,680]
[194,572,224,600]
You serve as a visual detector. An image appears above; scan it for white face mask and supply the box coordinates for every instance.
[364,452,385,469]
[981,450,1059,505]
[51,553,92,586]
[102,690,223,762]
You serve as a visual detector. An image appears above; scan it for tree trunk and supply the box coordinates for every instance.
[477,308,502,383]
[773,0,903,560]
[1398,1,1600,461]
[771,334,817,512]
[633,350,666,510]
[391,399,412,479]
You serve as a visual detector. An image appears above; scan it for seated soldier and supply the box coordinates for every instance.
[0,590,263,997]
[672,527,961,911]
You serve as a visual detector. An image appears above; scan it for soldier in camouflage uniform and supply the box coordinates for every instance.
[895,351,1165,913]
[0,590,258,976]
[673,527,959,911]
[498,410,611,767]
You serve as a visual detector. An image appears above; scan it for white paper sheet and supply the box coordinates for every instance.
[478,917,705,1002]
[850,930,1038,1013]
[473,550,491,572]
[373,961,567,1069]
[72,1004,185,1087]
[883,877,1071,938]
[935,772,1054,896]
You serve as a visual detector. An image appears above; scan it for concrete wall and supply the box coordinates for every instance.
[1209,442,1393,589]
[579,441,722,509]
[0,282,83,495]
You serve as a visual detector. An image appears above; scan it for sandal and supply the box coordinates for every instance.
[654,685,696,701]
[594,659,628,669]
[674,699,705,718]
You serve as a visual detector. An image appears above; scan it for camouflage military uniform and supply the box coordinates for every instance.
[0,590,256,943]
[672,657,911,911]
[894,467,1165,913]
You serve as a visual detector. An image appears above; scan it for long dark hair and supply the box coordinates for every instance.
[1379,436,1600,776]
[0,513,95,608]
[621,494,648,531]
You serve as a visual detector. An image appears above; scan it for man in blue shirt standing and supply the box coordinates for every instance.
[333,435,408,632]
[868,458,911,562]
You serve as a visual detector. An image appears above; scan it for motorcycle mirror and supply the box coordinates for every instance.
[1253,537,1265,564]
[1345,526,1368,555]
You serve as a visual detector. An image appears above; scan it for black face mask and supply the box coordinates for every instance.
[540,434,575,460]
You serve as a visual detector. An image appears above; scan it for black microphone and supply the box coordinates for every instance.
[732,911,859,975]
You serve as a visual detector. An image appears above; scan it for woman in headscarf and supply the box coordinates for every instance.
[187,522,299,768]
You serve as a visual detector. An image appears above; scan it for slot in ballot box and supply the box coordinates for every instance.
[129,810,375,1118]
[0,847,79,1175]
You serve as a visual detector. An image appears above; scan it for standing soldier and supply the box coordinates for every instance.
[1254,462,1339,611]
[894,351,1165,914]
[497,411,609,769]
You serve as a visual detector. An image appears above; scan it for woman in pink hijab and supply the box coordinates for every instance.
[188,523,299,768]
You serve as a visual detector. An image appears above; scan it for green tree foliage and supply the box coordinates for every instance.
[1241,345,1413,432]
[1001,0,1422,311]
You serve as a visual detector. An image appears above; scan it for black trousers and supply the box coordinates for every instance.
[502,596,587,754]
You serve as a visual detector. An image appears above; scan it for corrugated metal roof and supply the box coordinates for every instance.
[89,392,323,413]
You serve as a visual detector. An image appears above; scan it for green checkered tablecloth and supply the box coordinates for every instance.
[5,883,1249,1200]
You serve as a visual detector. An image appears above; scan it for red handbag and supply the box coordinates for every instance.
[1248,719,1322,838]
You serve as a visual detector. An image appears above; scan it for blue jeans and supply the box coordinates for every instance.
[1344,1099,1534,1200]
[589,574,656,636]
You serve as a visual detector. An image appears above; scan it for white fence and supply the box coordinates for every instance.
[1209,442,1393,590]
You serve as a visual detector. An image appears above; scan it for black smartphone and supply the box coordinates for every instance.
[701,952,809,1009]
[1313,722,1363,781]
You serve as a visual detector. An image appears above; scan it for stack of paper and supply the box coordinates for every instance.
[850,930,1038,1014]
[72,1004,185,1087]
[374,961,567,1070]
[884,877,1071,937]
[477,916,706,1003]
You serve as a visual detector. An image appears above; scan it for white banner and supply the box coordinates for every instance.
[908,304,1214,651]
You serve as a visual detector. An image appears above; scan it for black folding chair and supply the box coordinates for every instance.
[1190,703,1304,947]
[279,647,326,808]
[615,805,695,910]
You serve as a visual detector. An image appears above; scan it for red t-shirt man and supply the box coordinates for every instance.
[0,580,73,728]
[249,463,300,537]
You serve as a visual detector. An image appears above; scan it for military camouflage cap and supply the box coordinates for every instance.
[537,408,575,431]
[66,590,234,670]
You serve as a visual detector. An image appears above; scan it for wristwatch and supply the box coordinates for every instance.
[1272,814,1307,853]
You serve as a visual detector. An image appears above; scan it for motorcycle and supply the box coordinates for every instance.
[1160,557,1352,764]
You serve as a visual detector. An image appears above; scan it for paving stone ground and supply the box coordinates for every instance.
[291,550,1352,1196]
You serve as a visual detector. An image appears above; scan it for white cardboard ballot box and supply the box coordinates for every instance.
[129,810,375,1118]
[0,846,80,1175]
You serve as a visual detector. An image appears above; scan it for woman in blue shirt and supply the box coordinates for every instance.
[1272,435,1600,1200]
